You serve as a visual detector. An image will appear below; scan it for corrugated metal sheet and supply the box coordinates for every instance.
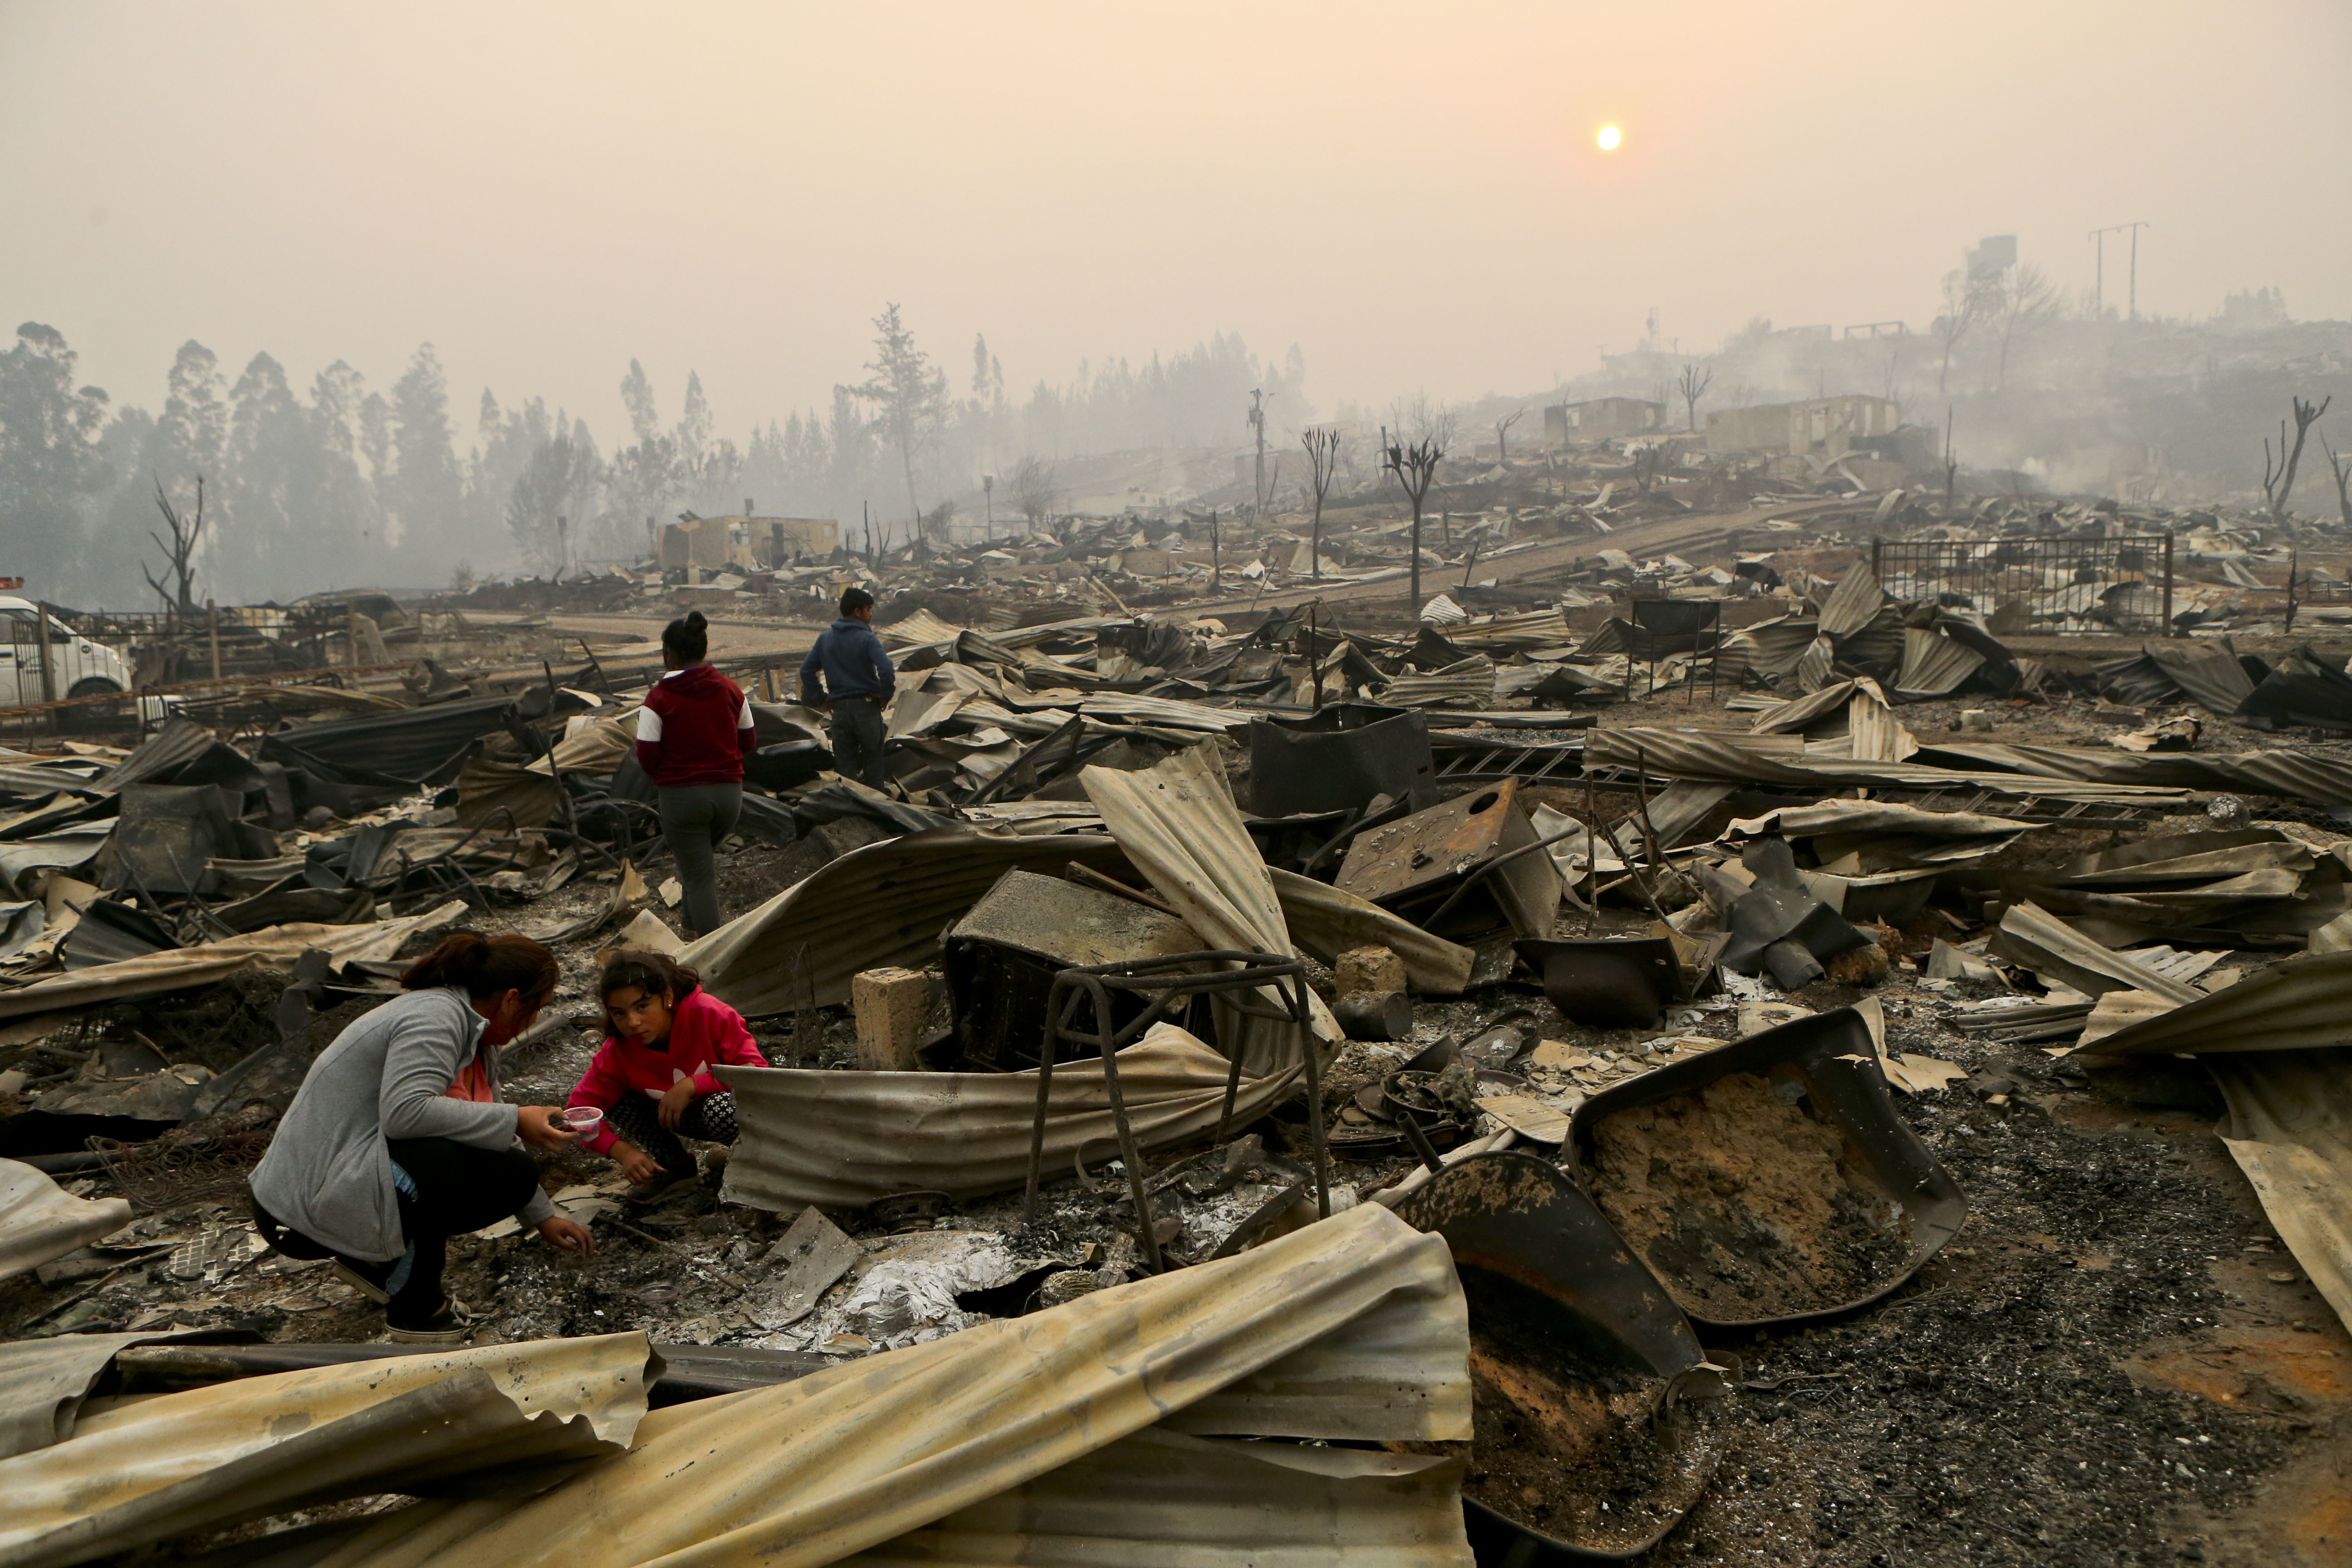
[1082,746,1340,1077]
[844,1429,1470,1568]
[1919,740,2352,809]
[1748,677,1871,735]
[2148,642,2256,717]
[1793,636,1836,692]
[1817,562,1886,639]
[2208,1048,2352,1336]
[0,899,467,1023]
[1719,616,1818,679]
[1729,800,2036,839]
[719,1023,1299,1211]
[2071,950,2352,1055]
[1894,627,1986,696]
[1267,868,1475,996]
[0,1331,658,1568]
[319,1203,1470,1568]
[1378,657,1498,710]
[1989,902,2201,1005]
[1585,728,2188,804]
[1449,607,1571,651]
[0,1159,131,1285]
[682,830,1134,1017]
[1845,690,1918,762]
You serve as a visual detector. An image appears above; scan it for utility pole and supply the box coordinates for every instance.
[1246,388,1268,519]
[2090,223,2149,320]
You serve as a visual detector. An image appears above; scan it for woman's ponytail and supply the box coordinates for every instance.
[401,930,561,1008]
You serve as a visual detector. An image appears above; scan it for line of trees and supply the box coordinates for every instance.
[0,311,1308,608]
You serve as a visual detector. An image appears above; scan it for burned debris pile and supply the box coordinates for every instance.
[2,510,2351,1566]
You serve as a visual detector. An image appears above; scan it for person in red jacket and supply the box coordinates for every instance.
[567,950,770,1203]
[636,610,756,937]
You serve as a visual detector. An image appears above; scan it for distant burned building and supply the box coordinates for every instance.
[660,512,839,572]
[1544,398,1664,444]
[1705,395,1903,457]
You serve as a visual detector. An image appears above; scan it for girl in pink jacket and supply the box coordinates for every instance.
[567,950,769,1202]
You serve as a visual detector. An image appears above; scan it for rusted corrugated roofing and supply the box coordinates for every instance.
[0,1331,658,1568]
[682,830,1133,1017]
[719,1023,1297,1211]
[0,900,467,1023]
[2070,950,2352,1055]
[1082,745,1340,1077]
[315,1203,1470,1568]
[2208,1048,2352,1337]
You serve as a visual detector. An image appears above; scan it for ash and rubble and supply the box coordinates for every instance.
[4,462,2352,1566]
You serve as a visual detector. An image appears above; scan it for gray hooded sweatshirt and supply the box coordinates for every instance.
[249,986,554,1261]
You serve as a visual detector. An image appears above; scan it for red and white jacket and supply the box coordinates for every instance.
[635,663,755,787]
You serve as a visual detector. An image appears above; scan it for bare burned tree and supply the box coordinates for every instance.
[1300,426,1342,583]
[1008,455,1058,530]
[2323,436,2352,532]
[1494,408,1525,462]
[2263,395,2332,527]
[1676,363,1713,431]
[1934,270,1995,396]
[1380,422,1448,617]
[143,475,206,618]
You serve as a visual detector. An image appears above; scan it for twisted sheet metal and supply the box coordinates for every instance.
[316,1203,1470,1568]
[0,1331,658,1568]
[1916,740,2352,808]
[1585,728,2190,804]
[681,829,1133,1016]
[1990,901,2202,1005]
[0,899,468,1023]
[1082,745,1340,1078]
[719,1023,1297,1211]
[0,1158,131,1284]
[1816,563,1886,639]
[2072,950,2352,1056]
[1268,867,1476,996]
[2209,1048,2352,1336]
[843,1429,1469,1568]
[1894,626,1986,696]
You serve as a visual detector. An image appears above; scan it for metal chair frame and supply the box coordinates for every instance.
[1020,949,1330,1274]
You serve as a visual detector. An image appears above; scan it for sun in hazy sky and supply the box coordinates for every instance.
[1597,124,1622,151]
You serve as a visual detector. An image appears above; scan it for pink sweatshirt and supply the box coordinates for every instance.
[565,988,768,1155]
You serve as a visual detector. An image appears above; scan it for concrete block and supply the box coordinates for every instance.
[1334,944,1407,997]
[853,966,935,1071]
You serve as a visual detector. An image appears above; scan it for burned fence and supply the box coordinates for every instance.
[1871,532,2174,633]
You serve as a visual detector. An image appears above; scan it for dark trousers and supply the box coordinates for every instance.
[384,1137,542,1327]
[828,695,888,789]
[657,781,741,937]
[250,1136,540,1330]
[604,1090,739,1176]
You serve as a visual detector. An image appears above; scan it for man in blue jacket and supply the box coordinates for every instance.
[799,586,897,787]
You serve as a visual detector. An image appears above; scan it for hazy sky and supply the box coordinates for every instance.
[5,0,2347,446]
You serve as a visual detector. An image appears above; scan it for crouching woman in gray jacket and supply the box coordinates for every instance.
[249,931,595,1342]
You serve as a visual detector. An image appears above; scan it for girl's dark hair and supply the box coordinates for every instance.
[662,610,709,663]
[401,931,561,1008]
[600,948,701,1006]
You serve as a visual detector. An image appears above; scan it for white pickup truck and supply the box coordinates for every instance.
[0,596,137,708]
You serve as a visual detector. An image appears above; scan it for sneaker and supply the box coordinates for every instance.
[626,1167,696,1205]
[384,1297,468,1345]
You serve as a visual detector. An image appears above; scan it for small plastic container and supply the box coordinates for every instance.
[561,1107,603,1142]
